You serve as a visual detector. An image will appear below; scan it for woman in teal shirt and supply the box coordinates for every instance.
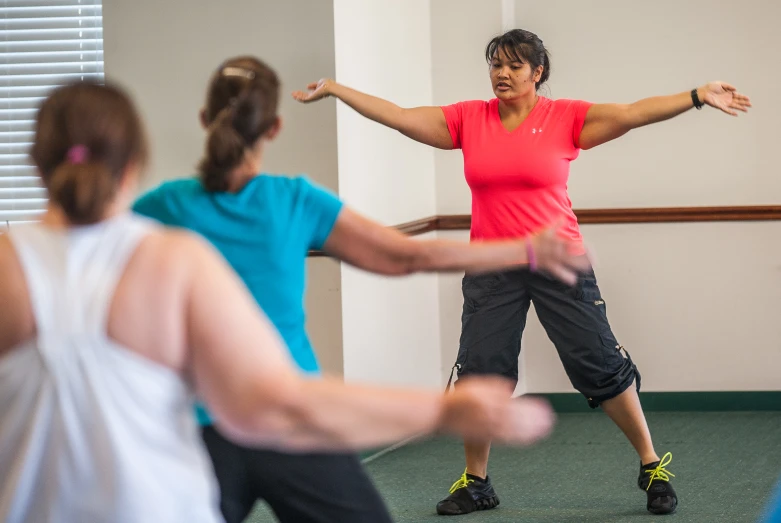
[134,56,588,523]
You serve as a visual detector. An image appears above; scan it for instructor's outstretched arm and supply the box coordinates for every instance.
[292,79,454,149]
[579,81,751,150]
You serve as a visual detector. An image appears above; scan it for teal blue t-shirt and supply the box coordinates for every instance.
[132,175,344,425]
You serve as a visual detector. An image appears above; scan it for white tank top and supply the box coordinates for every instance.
[0,214,223,523]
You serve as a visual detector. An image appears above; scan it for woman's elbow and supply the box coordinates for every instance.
[621,104,645,129]
[360,240,428,276]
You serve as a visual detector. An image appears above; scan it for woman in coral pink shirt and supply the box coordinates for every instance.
[294,28,750,517]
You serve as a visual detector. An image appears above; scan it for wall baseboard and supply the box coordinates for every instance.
[541,391,781,412]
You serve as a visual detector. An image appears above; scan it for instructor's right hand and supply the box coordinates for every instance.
[292,78,335,103]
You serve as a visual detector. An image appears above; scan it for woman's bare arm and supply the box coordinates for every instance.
[323,208,590,285]
[293,79,454,150]
[579,81,751,150]
[181,233,554,451]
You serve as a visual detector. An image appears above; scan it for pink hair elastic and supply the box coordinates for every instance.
[66,145,89,164]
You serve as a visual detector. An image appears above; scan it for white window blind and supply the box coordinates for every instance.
[1,0,104,231]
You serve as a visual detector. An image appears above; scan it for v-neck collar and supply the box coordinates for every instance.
[492,96,544,134]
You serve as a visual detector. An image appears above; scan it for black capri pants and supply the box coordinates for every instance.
[454,268,640,408]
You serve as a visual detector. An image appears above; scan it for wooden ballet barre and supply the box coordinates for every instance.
[307,205,781,258]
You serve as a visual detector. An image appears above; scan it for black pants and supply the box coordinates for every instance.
[455,268,640,408]
[201,425,393,523]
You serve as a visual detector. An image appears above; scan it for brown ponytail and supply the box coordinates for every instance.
[31,81,147,226]
[198,57,280,192]
[47,161,117,225]
[198,107,246,192]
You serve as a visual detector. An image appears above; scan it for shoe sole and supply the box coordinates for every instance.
[436,496,500,516]
[648,505,677,515]
[647,499,678,516]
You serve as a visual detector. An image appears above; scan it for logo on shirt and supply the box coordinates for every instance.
[531,128,543,134]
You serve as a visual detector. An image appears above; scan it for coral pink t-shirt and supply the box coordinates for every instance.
[441,97,592,245]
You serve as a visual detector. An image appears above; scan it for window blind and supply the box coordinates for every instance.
[1,0,104,229]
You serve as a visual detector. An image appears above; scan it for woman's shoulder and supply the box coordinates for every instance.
[249,173,314,194]
[547,96,593,113]
[453,99,493,111]
[246,174,339,208]
[143,176,202,199]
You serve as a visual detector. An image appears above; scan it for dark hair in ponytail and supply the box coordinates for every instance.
[198,57,280,192]
[485,29,551,91]
[47,160,118,225]
[30,81,147,225]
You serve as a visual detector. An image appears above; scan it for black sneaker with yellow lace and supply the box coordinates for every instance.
[435,469,500,516]
[638,452,678,515]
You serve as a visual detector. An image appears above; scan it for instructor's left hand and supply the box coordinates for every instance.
[698,82,752,116]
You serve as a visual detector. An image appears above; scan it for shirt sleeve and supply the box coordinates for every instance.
[440,102,465,149]
[570,99,594,149]
[298,177,345,250]
[132,187,168,223]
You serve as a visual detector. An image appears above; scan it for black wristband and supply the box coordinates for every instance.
[691,88,704,110]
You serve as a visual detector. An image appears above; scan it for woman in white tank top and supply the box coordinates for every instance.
[0,81,557,522]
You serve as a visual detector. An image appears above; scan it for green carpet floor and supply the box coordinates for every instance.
[248,412,781,522]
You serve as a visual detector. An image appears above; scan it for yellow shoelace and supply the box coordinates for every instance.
[449,469,474,494]
[645,452,675,491]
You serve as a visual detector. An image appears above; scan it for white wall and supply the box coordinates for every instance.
[516,0,781,209]
[510,0,781,392]
[334,0,442,388]
[433,0,781,393]
[430,0,500,216]
[429,0,508,387]
[102,0,345,376]
[527,221,781,392]
[439,224,781,393]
